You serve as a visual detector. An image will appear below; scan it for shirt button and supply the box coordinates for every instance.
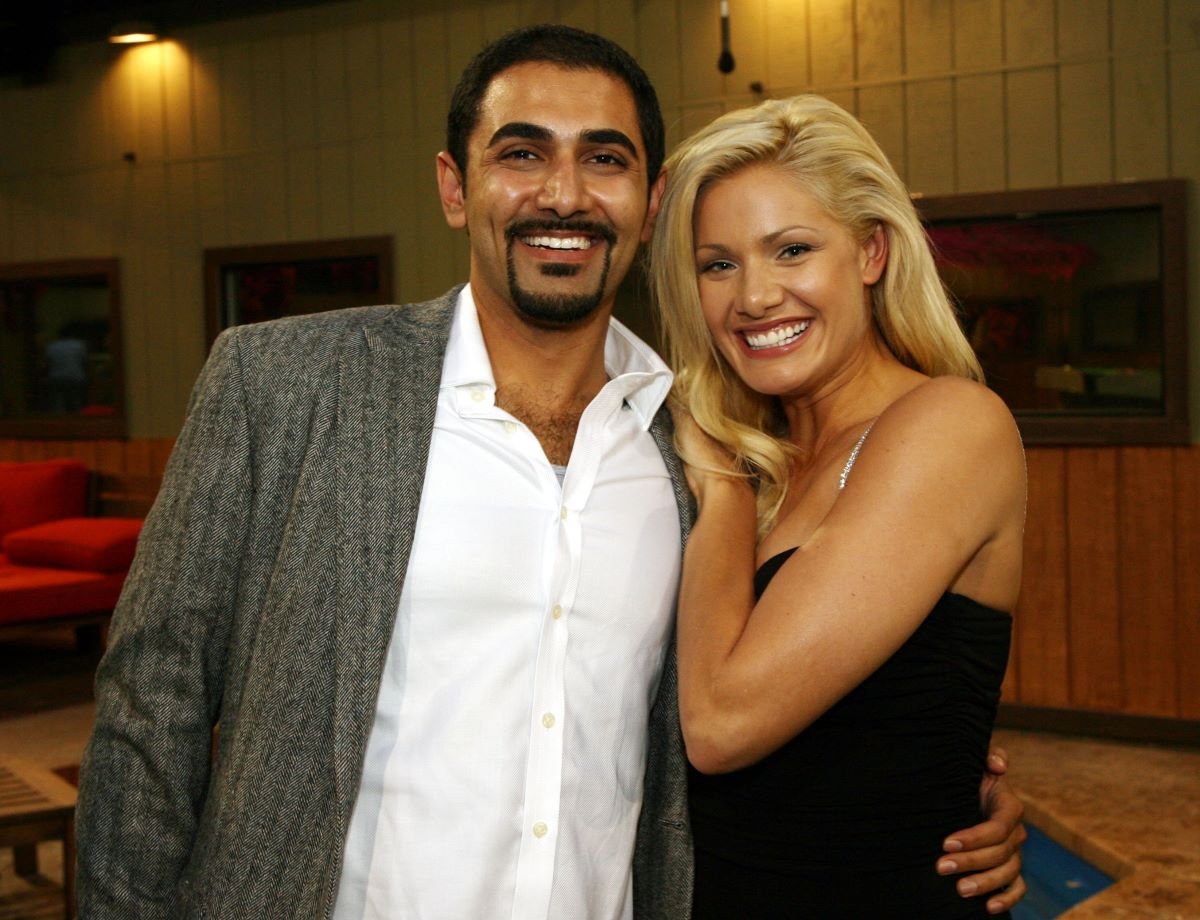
[503,421,517,433]
[551,604,562,620]
[542,712,556,729]
[532,822,548,838]
[471,389,484,402]
[560,506,568,520]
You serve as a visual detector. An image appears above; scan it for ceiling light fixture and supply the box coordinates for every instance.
[108,21,159,44]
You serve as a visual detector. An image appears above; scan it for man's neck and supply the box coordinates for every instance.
[473,290,613,465]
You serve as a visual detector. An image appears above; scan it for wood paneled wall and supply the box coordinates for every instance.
[1008,445,1200,720]
[0,0,1197,436]
[4,437,1195,721]
[1,1,1198,722]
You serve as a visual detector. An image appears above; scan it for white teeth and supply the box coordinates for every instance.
[744,320,810,350]
[523,235,593,250]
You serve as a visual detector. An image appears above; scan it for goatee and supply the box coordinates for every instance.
[505,219,616,327]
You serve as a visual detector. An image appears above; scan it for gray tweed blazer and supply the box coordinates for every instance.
[76,288,694,919]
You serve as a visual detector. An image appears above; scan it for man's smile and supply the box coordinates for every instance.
[521,234,596,250]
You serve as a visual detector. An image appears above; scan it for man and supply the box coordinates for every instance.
[77,24,1024,919]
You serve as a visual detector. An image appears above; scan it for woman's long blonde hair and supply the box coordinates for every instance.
[651,94,982,533]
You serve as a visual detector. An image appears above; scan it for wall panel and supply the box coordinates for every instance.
[1015,449,1070,707]
[1057,0,1110,58]
[765,0,809,92]
[856,85,906,179]
[1065,449,1123,711]
[345,23,382,142]
[1174,447,1200,719]
[904,0,952,76]
[857,0,903,81]
[905,80,955,196]
[1059,61,1113,185]
[1004,0,1056,64]
[1170,0,1200,48]
[809,0,855,87]
[732,0,769,96]
[281,33,318,149]
[953,0,1003,68]
[190,45,224,157]
[1113,56,1170,179]
[1116,448,1178,716]
[1005,68,1059,188]
[219,42,255,156]
[954,74,1005,192]
[680,0,723,105]
[249,38,286,152]
[1113,0,1166,51]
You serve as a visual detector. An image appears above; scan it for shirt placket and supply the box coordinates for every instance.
[508,381,628,920]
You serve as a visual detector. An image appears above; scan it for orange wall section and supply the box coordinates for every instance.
[4,436,1198,722]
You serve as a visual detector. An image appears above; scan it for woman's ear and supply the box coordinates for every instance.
[860,223,888,285]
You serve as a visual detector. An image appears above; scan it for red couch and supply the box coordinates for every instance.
[0,459,142,634]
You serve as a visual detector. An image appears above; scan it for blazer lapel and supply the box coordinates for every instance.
[330,289,460,819]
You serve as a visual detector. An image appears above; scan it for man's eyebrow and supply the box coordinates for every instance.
[485,123,640,161]
[581,129,639,160]
[487,122,554,147]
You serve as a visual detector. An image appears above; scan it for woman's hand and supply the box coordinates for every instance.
[669,403,742,505]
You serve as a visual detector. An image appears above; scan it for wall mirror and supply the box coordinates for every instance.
[205,236,393,346]
[0,258,125,438]
[917,180,1188,444]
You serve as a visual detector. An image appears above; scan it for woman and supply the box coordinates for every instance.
[651,96,1026,918]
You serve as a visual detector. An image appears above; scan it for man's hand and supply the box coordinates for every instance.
[937,748,1028,914]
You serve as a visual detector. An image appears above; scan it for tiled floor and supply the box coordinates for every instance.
[1,705,1196,918]
[994,729,1200,919]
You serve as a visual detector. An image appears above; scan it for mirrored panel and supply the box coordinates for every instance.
[0,259,125,438]
[205,237,393,346]
[917,180,1188,444]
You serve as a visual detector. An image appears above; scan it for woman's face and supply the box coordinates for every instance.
[692,164,887,403]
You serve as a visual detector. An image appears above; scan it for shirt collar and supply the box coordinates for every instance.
[441,285,673,431]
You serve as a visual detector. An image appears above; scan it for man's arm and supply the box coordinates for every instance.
[76,329,254,918]
[938,748,1028,914]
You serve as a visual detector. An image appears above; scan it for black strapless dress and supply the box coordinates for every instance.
[689,548,1013,919]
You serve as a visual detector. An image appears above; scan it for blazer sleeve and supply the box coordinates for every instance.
[76,328,254,919]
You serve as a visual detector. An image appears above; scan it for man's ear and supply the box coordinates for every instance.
[437,151,467,230]
[861,222,888,285]
[640,169,668,243]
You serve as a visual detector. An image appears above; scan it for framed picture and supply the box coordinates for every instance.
[204,237,393,346]
[918,180,1188,444]
[0,258,125,438]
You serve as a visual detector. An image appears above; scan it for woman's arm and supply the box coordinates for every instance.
[676,376,1025,774]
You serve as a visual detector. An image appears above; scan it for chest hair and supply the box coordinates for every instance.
[496,388,588,467]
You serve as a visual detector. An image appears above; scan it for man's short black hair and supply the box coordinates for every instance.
[446,24,665,193]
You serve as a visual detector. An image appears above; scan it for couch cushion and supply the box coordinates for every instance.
[0,561,126,623]
[0,459,90,539]
[2,517,142,573]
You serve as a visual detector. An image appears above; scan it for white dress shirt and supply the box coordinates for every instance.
[333,287,682,920]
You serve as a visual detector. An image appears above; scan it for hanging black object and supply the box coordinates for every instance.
[718,0,735,74]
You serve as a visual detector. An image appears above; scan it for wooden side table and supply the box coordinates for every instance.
[0,756,77,920]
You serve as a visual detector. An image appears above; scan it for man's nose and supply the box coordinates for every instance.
[535,159,592,217]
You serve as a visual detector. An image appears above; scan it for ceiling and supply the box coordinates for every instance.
[1,0,333,84]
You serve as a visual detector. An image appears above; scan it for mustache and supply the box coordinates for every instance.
[505,219,617,247]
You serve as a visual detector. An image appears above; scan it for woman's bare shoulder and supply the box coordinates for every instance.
[880,375,1021,452]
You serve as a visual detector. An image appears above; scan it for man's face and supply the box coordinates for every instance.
[438,61,664,328]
